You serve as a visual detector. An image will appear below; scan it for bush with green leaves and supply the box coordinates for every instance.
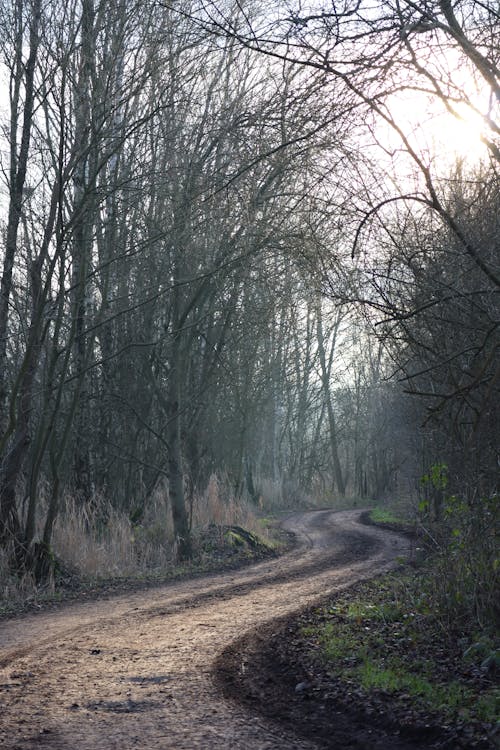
[419,464,499,629]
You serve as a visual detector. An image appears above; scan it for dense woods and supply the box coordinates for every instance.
[0,0,497,623]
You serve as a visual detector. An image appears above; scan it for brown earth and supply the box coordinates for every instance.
[0,509,411,749]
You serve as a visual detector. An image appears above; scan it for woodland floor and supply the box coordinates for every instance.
[216,576,499,749]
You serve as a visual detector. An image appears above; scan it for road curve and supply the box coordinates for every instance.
[0,509,409,749]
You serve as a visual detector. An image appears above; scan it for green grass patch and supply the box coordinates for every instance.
[369,506,408,525]
[300,573,499,726]
[356,662,499,722]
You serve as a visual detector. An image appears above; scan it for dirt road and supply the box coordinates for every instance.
[0,509,409,749]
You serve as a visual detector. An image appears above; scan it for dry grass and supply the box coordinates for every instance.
[53,475,272,579]
[0,546,43,609]
[193,473,266,537]
[0,473,276,611]
[255,476,318,510]
[0,474,417,614]
[52,495,172,578]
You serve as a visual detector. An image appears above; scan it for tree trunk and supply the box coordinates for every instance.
[71,0,96,503]
[316,303,346,497]
[0,0,42,430]
[166,335,191,560]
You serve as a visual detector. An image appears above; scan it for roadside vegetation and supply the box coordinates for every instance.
[289,494,499,745]
[0,474,293,618]
[296,567,499,744]
[302,571,499,719]
[368,506,411,527]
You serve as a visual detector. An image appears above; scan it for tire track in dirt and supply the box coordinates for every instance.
[0,509,409,749]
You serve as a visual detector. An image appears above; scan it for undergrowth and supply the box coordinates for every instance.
[0,473,283,613]
[301,572,500,726]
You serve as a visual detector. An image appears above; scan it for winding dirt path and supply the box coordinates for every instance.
[0,509,409,749]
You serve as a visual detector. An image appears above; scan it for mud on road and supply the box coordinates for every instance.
[0,510,409,749]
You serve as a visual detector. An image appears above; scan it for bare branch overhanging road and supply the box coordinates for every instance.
[0,509,410,749]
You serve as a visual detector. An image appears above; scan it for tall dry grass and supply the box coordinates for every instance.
[53,475,271,579]
[254,476,319,510]
[52,495,172,578]
[0,473,274,610]
[0,545,42,609]
[1,470,341,613]
[192,473,266,535]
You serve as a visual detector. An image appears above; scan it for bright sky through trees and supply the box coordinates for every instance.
[381,87,491,170]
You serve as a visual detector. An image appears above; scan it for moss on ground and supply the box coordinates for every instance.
[369,506,409,525]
